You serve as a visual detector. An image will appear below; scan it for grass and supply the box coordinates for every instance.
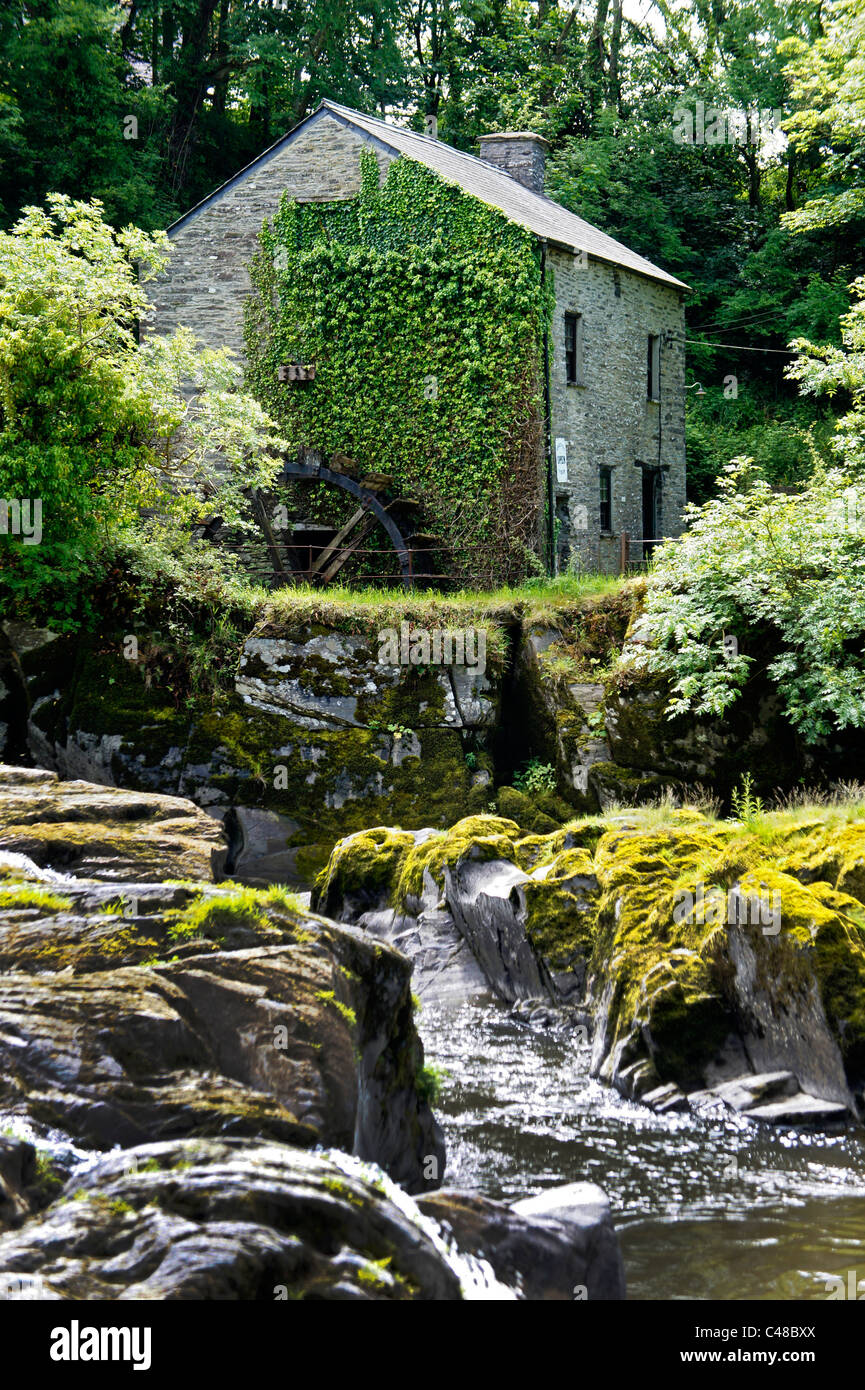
[254,572,626,633]
[166,883,305,944]
[0,886,73,914]
[600,780,865,836]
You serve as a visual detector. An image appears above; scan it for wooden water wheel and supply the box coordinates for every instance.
[250,450,445,589]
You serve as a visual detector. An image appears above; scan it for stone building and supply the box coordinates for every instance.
[151,99,688,572]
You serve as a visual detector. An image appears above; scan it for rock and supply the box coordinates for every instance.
[511,1183,626,1300]
[314,825,420,921]
[692,1071,800,1113]
[724,920,855,1110]
[444,857,546,1004]
[745,1094,849,1126]
[510,612,635,811]
[418,1185,625,1300]
[0,1137,36,1230]
[0,871,444,1194]
[690,1073,850,1128]
[324,808,865,1127]
[14,621,500,887]
[0,1139,464,1300]
[359,904,491,1004]
[642,1082,689,1114]
[0,766,227,882]
[225,806,302,886]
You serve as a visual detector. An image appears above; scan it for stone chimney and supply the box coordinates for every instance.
[477,132,550,194]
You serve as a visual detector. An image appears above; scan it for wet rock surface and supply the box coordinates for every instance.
[0,768,629,1299]
[0,1140,465,1301]
[0,769,444,1201]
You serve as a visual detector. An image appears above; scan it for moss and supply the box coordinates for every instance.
[0,886,73,914]
[494,784,570,835]
[314,826,416,916]
[315,989,358,1028]
[394,814,520,907]
[776,822,865,904]
[321,1176,365,1208]
[588,760,671,806]
[521,849,599,967]
[415,1062,447,1104]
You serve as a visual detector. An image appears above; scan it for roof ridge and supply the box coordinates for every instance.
[166,97,689,291]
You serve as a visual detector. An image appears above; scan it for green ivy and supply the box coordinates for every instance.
[244,150,554,585]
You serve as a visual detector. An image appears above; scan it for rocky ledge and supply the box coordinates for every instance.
[0,766,625,1299]
[315,806,865,1130]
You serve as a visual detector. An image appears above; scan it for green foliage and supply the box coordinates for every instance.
[684,387,837,504]
[0,195,284,631]
[635,458,865,742]
[781,0,865,237]
[731,773,766,824]
[245,154,552,584]
[0,0,172,229]
[513,759,557,795]
[415,1061,448,1105]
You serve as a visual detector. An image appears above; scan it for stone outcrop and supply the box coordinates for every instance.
[2,618,503,886]
[317,806,865,1128]
[0,1137,629,1301]
[5,583,862,895]
[0,1139,466,1301]
[419,1182,626,1300]
[0,763,227,882]
[0,767,443,1195]
[0,766,629,1300]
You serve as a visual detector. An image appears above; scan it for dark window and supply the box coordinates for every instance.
[565,312,583,385]
[599,466,612,532]
[647,334,660,401]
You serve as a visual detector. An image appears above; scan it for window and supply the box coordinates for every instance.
[599,466,612,532]
[565,312,583,385]
[647,334,660,401]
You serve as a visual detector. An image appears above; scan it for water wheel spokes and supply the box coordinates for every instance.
[280,453,414,588]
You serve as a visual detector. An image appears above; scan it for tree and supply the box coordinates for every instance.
[0,194,284,624]
[637,285,865,741]
[781,0,865,236]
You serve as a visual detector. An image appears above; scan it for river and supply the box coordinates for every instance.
[420,997,865,1301]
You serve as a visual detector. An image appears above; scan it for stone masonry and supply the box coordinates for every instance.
[149,104,687,574]
[547,249,686,571]
[148,115,394,359]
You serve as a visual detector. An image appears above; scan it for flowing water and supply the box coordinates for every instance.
[419,997,865,1301]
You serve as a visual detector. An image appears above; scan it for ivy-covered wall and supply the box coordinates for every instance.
[244,150,554,585]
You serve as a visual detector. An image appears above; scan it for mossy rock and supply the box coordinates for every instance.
[313,827,417,921]
[495,785,564,835]
[395,815,520,908]
[520,847,599,971]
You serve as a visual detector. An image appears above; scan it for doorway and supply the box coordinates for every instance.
[641,468,662,560]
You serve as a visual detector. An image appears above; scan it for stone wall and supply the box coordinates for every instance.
[547,249,687,571]
[148,113,394,358]
[149,109,687,571]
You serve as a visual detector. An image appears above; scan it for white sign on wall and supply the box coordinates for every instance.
[555,437,568,483]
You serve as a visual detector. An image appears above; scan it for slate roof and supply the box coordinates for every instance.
[169,98,689,293]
